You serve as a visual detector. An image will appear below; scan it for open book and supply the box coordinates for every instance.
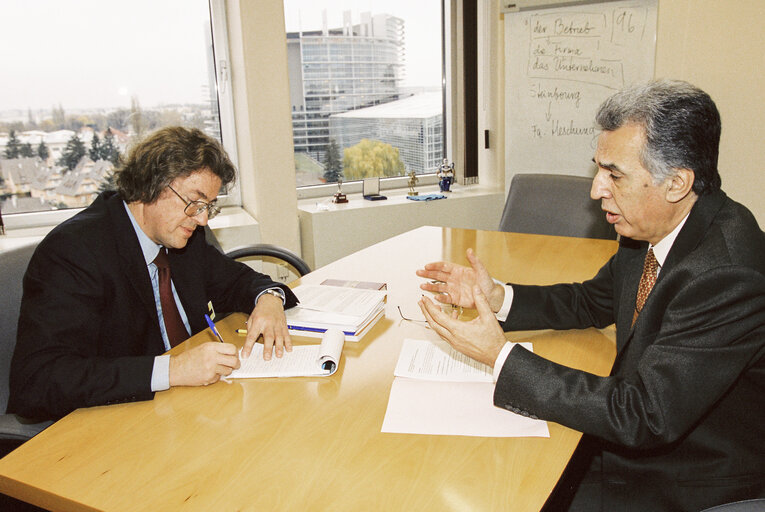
[225,329,345,378]
[286,284,387,342]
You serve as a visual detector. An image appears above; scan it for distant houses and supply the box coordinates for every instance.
[0,128,125,214]
[0,155,115,213]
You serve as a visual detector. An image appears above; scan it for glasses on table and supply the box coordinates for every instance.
[168,185,221,219]
[397,306,431,329]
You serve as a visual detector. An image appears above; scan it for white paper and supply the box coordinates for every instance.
[382,378,549,438]
[226,329,345,378]
[382,338,548,438]
[293,285,387,317]
[394,338,533,382]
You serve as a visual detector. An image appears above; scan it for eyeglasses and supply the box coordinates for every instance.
[396,306,432,329]
[167,185,221,219]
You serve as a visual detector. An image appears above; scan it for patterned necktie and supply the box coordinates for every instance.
[632,248,659,327]
[153,248,188,347]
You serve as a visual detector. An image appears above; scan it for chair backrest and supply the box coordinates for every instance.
[499,173,617,240]
[700,499,765,512]
[203,225,311,280]
[0,242,39,413]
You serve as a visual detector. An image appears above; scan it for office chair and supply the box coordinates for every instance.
[0,242,54,444]
[700,499,765,512]
[204,226,311,279]
[499,173,617,240]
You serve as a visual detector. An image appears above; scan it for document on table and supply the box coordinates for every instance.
[293,285,386,317]
[382,338,550,438]
[225,329,345,378]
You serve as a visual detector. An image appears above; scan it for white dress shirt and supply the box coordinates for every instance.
[491,214,690,382]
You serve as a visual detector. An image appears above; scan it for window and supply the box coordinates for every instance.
[283,0,445,192]
[0,0,237,225]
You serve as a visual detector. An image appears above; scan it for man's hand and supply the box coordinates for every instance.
[416,248,505,312]
[169,342,241,387]
[241,292,292,360]
[418,285,506,367]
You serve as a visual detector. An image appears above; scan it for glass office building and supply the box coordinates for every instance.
[287,12,404,161]
[329,92,443,174]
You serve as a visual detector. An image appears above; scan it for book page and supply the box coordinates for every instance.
[226,329,345,379]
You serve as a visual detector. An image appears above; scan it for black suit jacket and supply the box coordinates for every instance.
[8,191,298,420]
[494,191,765,511]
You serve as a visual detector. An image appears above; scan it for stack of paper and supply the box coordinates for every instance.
[382,338,550,438]
[286,284,387,342]
[225,329,345,379]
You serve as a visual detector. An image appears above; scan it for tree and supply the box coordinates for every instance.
[57,134,87,172]
[19,142,35,158]
[129,96,145,138]
[37,141,50,161]
[322,139,344,183]
[98,171,117,193]
[4,130,21,159]
[52,103,66,130]
[101,128,121,166]
[342,139,405,180]
[89,133,102,161]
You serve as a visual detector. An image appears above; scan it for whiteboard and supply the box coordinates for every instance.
[503,0,657,182]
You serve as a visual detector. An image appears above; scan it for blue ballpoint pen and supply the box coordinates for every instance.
[205,314,225,343]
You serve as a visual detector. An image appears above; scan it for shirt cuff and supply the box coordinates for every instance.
[255,286,286,305]
[492,342,516,383]
[151,354,171,392]
[493,280,514,322]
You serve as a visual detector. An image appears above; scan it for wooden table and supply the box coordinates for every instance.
[0,226,618,511]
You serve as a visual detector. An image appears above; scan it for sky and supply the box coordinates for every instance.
[0,0,442,114]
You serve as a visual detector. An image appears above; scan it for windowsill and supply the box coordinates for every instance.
[296,173,440,200]
[0,206,259,254]
[297,182,496,212]
[297,183,505,269]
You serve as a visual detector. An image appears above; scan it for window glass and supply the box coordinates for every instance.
[0,0,230,217]
[284,0,444,187]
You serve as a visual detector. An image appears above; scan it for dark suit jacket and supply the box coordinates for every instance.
[8,191,298,421]
[494,190,765,511]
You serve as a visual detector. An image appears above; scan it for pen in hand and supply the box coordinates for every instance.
[205,314,226,343]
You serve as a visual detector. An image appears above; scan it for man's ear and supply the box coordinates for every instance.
[665,168,695,203]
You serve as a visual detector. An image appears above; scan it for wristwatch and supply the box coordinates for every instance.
[261,287,286,303]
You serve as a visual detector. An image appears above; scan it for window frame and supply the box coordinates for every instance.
[3,0,240,230]
[292,1,449,200]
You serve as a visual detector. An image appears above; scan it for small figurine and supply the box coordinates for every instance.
[438,158,454,192]
[332,180,348,204]
[407,170,419,196]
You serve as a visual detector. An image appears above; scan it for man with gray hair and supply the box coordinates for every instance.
[417,80,765,511]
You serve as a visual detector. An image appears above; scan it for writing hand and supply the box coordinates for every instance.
[169,341,241,387]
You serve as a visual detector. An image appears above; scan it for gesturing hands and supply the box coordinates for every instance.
[418,285,506,367]
[416,248,505,313]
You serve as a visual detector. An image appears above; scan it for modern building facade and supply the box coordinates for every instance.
[330,92,443,174]
[287,12,405,161]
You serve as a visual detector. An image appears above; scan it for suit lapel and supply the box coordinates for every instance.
[615,191,727,355]
[616,242,646,349]
[661,191,726,274]
[105,195,164,336]
[166,227,208,335]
